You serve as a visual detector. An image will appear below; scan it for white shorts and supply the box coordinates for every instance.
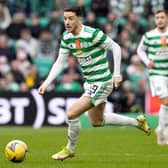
[149,76,168,98]
[82,80,113,106]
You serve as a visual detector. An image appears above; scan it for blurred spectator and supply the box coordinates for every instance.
[149,0,164,14]
[85,11,101,29]
[10,59,24,84]
[0,56,10,75]
[130,0,148,16]
[6,12,26,39]
[121,80,144,113]
[118,29,134,57]
[0,76,8,91]
[15,41,33,77]
[121,81,137,112]
[6,0,32,16]
[30,0,55,17]
[110,0,130,16]
[103,23,117,40]
[17,27,39,59]
[126,12,146,38]
[37,29,58,60]
[4,71,20,91]
[126,54,147,93]
[55,0,70,9]
[109,80,144,113]
[76,0,86,16]
[107,11,118,25]
[20,82,30,92]
[24,64,40,89]
[20,82,29,92]
[110,80,134,112]
[0,33,15,62]
[91,0,110,17]
[55,55,83,92]
[48,9,64,40]
[0,2,11,33]
[29,14,42,38]
[116,12,146,39]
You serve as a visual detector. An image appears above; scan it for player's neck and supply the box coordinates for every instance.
[157,27,167,33]
[72,24,83,36]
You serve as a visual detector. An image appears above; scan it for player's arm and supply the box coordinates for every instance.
[92,30,122,88]
[137,35,155,68]
[105,37,122,88]
[38,47,69,94]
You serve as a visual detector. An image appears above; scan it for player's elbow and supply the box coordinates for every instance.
[113,42,121,53]
[137,46,142,56]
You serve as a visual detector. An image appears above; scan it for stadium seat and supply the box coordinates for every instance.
[97,17,108,25]
[33,57,54,78]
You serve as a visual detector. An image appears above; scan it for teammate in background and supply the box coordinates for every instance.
[38,6,151,161]
[137,9,168,145]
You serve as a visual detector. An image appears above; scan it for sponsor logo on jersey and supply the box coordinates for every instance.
[75,39,82,55]
[161,36,167,48]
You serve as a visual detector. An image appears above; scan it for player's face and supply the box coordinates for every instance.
[64,12,81,35]
[155,11,168,31]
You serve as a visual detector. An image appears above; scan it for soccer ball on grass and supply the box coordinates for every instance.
[5,140,28,163]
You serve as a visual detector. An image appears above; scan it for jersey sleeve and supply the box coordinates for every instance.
[42,37,70,87]
[92,29,121,76]
[138,33,149,51]
[92,29,110,49]
[137,34,150,66]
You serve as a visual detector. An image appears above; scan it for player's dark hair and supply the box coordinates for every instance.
[64,5,83,17]
[155,9,168,15]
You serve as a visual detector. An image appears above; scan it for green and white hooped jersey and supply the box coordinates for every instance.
[60,25,113,83]
[141,28,168,77]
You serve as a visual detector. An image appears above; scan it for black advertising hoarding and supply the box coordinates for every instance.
[0,89,82,128]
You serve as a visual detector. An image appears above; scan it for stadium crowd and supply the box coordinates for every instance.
[0,0,167,112]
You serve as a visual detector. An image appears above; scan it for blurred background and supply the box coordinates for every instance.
[0,0,166,128]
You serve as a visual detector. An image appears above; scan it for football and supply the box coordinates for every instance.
[5,140,28,163]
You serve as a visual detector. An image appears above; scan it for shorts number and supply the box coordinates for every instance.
[90,85,98,94]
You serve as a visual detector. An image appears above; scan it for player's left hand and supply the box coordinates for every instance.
[113,76,122,88]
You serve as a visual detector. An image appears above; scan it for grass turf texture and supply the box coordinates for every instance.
[0,126,168,168]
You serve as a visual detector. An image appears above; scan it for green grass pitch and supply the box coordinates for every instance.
[0,126,168,168]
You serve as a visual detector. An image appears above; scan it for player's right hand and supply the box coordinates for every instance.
[38,84,46,95]
[113,76,122,88]
[147,61,155,68]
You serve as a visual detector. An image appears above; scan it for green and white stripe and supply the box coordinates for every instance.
[60,25,112,83]
[142,28,168,77]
